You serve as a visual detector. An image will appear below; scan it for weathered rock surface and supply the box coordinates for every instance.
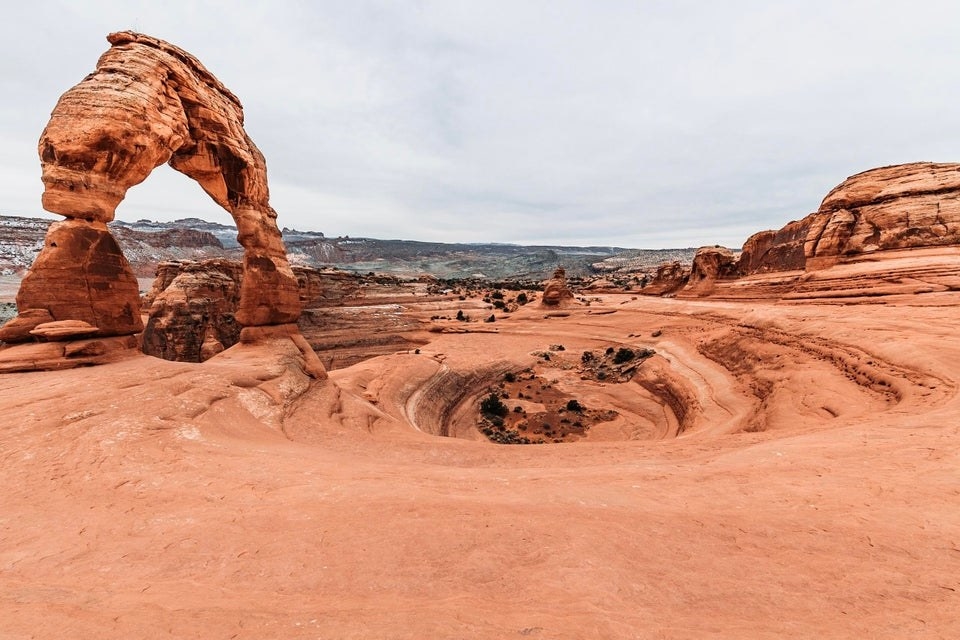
[681,246,740,297]
[739,218,810,274]
[142,259,372,363]
[7,219,142,342]
[643,261,690,296]
[141,260,242,363]
[12,31,300,342]
[541,267,575,306]
[734,162,960,276]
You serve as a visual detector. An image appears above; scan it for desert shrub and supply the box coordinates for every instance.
[504,372,516,383]
[493,299,506,310]
[514,406,524,413]
[581,351,594,363]
[491,290,504,300]
[613,347,635,364]
[481,393,508,418]
[456,310,469,322]
[484,314,496,323]
[566,399,584,412]
[517,292,528,304]
[605,346,615,355]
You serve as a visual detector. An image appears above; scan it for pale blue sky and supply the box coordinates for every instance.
[2,1,959,248]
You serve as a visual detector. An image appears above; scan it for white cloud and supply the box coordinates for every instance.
[3,0,960,248]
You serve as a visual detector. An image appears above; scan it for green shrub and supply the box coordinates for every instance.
[480,393,508,418]
[613,347,635,364]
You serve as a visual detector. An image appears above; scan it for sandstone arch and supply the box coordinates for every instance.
[3,31,299,345]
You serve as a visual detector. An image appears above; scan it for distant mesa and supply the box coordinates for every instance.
[0,31,318,374]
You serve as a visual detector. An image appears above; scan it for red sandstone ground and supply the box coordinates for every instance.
[2,286,960,638]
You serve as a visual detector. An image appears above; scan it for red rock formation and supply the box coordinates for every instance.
[541,267,576,306]
[681,247,740,296]
[141,260,242,363]
[642,261,690,296]
[738,218,810,274]
[141,260,370,363]
[2,31,310,372]
[2,220,142,342]
[801,162,960,270]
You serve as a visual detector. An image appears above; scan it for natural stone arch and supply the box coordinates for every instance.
[4,31,299,344]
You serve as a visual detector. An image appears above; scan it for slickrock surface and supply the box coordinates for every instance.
[1,292,958,638]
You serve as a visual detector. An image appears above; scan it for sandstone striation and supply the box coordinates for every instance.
[642,261,690,296]
[541,267,576,306]
[738,218,810,274]
[141,260,242,363]
[681,246,740,296]
[5,219,143,342]
[141,259,371,363]
[2,31,309,371]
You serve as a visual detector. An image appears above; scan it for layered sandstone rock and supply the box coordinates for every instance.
[642,261,690,296]
[739,218,811,274]
[541,267,576,306]
[141,260,242,363]
[1,220,142,342]
[2,30,308,371]
[141,260,369,363]
[682,247,740,296]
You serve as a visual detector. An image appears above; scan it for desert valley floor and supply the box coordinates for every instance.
[1,290,958,639]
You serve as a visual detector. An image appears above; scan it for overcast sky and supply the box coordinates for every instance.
[1,1,959,248]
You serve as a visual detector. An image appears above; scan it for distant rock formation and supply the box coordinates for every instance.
[643,261,690,296]
[641,162,960,300]
[2,31,312,372]
[541,267,575,306]
[141,260,243,363]
[683,247,740,296]
[142,260,366,363]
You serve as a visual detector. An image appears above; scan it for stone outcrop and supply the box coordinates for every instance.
[734,162,960,276]
[141,260,242,363]
[643,261,690,296]
[738,218,810,274]
[803,162,960,269]
[1,220,142,342]
[541,267,575,306]
[2,31,310,372]
[141,260,368,363]
[682,247,740,296]
[2,32,300,350]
